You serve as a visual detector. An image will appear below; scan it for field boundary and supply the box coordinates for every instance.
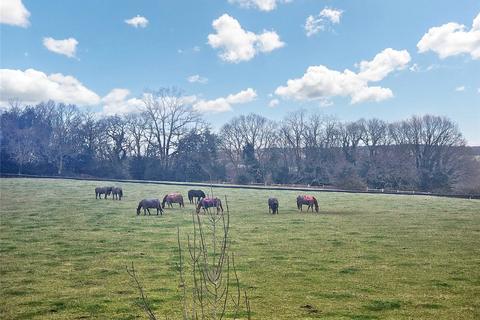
[2,173,479,200]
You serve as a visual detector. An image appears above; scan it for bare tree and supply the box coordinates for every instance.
[280,110,307,175]
[142,88,200,171]
[338,120,363,166]
[46,102,82,175]
[390,115,465,191]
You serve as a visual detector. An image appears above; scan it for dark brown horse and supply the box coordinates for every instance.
[188,189,206,204]
[268,197,279,214]
[95,186,113,199]
[297,195,319,213]
[137,199,163,215]
[162,193,185,208]
[196,197,223,214]
[112,187,123,200]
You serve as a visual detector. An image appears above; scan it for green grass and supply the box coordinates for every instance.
[1,178,479,319]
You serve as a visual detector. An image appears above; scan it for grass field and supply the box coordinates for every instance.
[1,178,479,319]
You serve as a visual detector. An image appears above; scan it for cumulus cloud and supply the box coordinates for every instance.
[43,37,78,58]
[304,7,343,37]
[125,15,149,28]
[0,68,100,106]
[455,86,466,92]
[187,74,208,84]
[208,14,284,63]
[0,0,30,27]
[102,89,143,115]
[417,12,480,60]
[228,0,290,12]
[275,48,410,104]
[193,88,257,113]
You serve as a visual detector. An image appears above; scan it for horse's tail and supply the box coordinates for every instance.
[188,191,193,202]
[195,199,202,213]
[296,196,301,209]
[161,195,168,208]
[313,198,319,212]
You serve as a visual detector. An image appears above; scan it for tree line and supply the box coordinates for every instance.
[1,88,479,194]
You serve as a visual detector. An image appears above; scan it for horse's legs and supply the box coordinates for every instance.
[147,208,151,215]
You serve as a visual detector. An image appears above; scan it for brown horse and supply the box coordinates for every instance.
[95,186,113,199]
[112,187,123,200]
[297,195,319,213]
[196,197,223,214]
[162,193,184,208]
[188,189,206,204]
[268,197,279,214]
[137,199,163,215]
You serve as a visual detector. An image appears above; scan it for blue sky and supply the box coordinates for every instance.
[1,0,479,144]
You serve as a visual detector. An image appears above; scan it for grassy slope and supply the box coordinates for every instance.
[0,178,479,319]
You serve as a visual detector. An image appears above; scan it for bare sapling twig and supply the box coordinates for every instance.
[126,262,158,320]
[127,194,251,319]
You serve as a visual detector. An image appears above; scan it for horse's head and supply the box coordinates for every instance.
[313,198,319,212]
[195,200,202,213]
[161,195,168,208]
[136,207,140,215]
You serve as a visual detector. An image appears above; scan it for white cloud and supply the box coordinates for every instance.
[417,12,480,60]
[275,48,410,104]
[305,15,324,37]
[304,7,343,37]
[193,88,257,113]
[320,7,343,24]
[0,0,30,27]
[43,37,78,58]
[228,0,290,12]
[455,86,466,92]
[187,74,208,84]
[125,15,149,28]
[102,89,143,115]
[0,68,100,106]
[208,14,284,63]
[268,99,279,108]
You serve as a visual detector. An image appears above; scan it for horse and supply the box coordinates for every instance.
[268,197,279,214]
[296,195,319,213]
[188,189,206,204]
[162,193,185,208]
[95,186,113,199]
[137,199,163,215]
[196,197,224,214]
[112,187,123,200]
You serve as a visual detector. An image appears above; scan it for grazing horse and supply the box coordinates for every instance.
[162,193,185,208]
[112,187,123,200]
[95,186,113,199]
[196,197,224,214]
[188,189,206,204]
[137,199,163,215]
[268,197,279,214]
[297,195,319,213]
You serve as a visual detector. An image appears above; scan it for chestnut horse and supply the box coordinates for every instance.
[268,197,279,214]
[296,195,319,213]
[196,197,223,214]
[162,193,185,208]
